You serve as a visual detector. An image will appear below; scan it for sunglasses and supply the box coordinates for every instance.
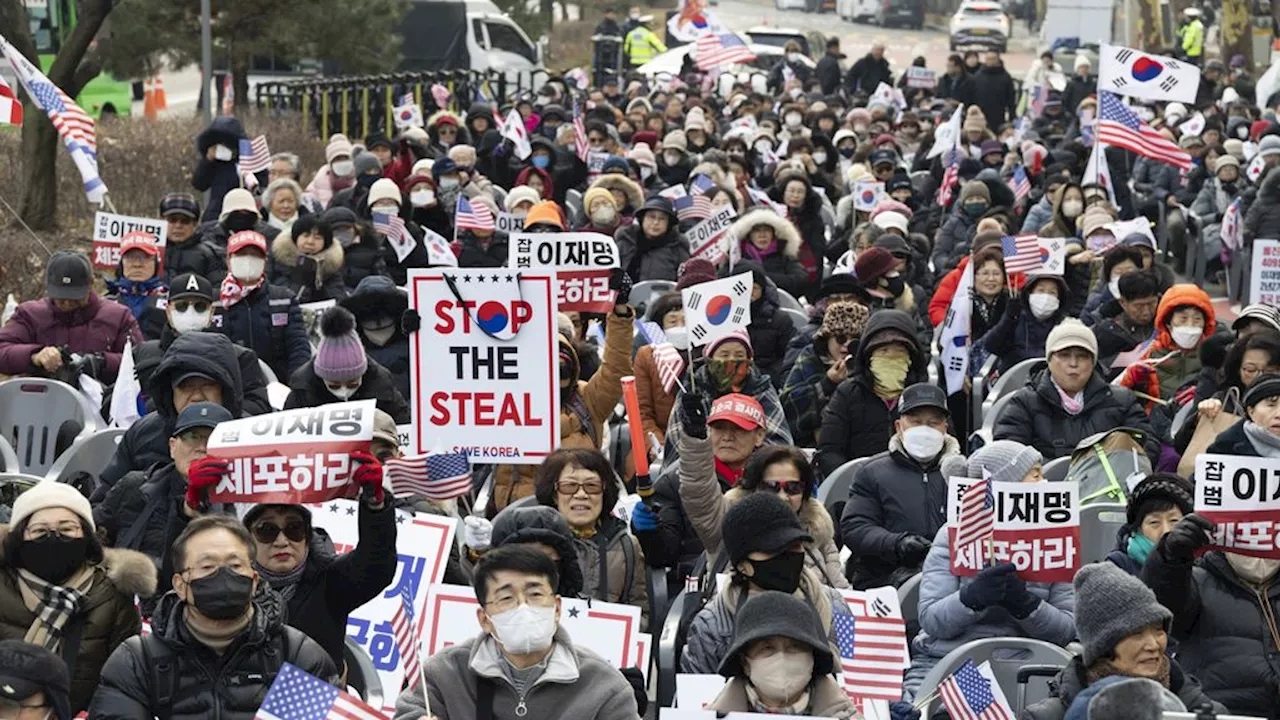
[172,300,211,313]
[764,480,806,496]
[252,521,307,543]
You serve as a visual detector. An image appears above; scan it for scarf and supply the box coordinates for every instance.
[107,277,166,318]
[220,274,263,309]
[742,238,778,262]
[184,604,253,654]
[1085,654,1171,690]
[253,559,307,604]
[1127,533,1155,567]
[1244,421,1280,459]
[716,458,745,487]
[19,566,93,653]
[1053,379,1084,415]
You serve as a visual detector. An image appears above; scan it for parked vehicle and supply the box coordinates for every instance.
[950,0,1010,52]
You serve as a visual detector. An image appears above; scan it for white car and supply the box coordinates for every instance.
[634,40,813,78]
[775,0,810,11]
[950,1,1010,52]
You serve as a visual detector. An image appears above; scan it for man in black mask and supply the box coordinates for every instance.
[90,515,337,717]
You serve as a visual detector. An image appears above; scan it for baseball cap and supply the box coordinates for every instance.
[898,383,949,416]
[227,230,268,255]
[0,640,70,720]
[707,393,766,431]
[171,402,233,437]
[869,149,897,168]
[169,273,214,302]
[119,231,160,257]
[44,252,91,301]
[172,371,217,389]
[373,409,400,448]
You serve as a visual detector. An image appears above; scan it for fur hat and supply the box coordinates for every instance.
[816,301,869,344]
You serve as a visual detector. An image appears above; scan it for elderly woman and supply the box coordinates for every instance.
[729,210,809,299]
[710,592,861,718]
[580,187,625,234]
[269,214,348,303]
[0,482,155,713]
[904,440,1077,702]
[534,448,649,626]
[262,177,303,230]
[1024,563,1223,720]
[782,301,869,447]
[1105,474,1192,575]
[616,197,690,282]
[1174,329,1280,455]
[284,306,410,422]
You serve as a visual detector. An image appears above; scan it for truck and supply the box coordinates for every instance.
[398,0,546,84]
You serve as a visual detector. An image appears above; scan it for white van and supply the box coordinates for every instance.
[402,0,547,84]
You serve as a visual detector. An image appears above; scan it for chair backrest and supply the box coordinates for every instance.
[257,359,280,386]
[781,307,808,328]
[898,572,923,642]
[981,358,1042,416]
[775,289,804,312]
[819,457,870,541]
[343,637,383,707]
[656,587,688,708]
[981,392,1019,433]
[0,378,98,476]
[915,637,1073,717]
[1080,502,1128,565]
[44,428,126,483]
[0,436,17,475]
[607,422,631,484]
[630,280,676,316]
[1042,455,1071,482]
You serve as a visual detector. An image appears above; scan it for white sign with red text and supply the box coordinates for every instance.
[1195,453,1280,558]
[947,479,1081,583]
[92,211,168,270]
[510,232,620,312]
[688,206,738,264]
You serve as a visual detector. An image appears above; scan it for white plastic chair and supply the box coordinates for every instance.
[343,637,383,707]
[1080,502,1128,565]
[0,436,17,475]
[775,288,804,312]
[44,427,126,483]
[915,638,1073,716]
[819,456,872,541]
[0,378,100,476]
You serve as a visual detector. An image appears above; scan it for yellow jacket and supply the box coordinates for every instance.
[1179,19,1204,58]
[624,26,667,66]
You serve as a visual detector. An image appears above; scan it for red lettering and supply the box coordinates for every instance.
[432,301,455,334]
[511,301,533,334]
[428,391,451,423]
[429,391,544,427]
[474,392,496,425]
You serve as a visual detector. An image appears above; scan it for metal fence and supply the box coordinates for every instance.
[253,69,549,139]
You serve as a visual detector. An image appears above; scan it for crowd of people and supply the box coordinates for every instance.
[0,14,1277,720]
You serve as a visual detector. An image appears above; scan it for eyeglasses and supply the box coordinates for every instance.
[24,523,82,541]
[556,479,604,496]
[763,480,806,496]
[0,698,51,718]
[484,587,555,614]
[172,300,211,314]
[252,521,308,543]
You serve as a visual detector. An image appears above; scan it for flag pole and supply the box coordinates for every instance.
[417,648,433,718]
[102,193,118,214]
[0,189,53,257]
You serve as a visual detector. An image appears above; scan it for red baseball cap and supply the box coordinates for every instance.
[119,231,160,257]
[227,230,268,255]
[708,393,765,431]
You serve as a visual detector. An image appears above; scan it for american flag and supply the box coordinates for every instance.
[674,191,713,222]
[239,135,271,176]
[1000,234,1041,274]
[385,451,473,501]
[455,196,495,232]
[939,660,1014,720]
[1097,91,1191,170]
[221,73,234,116]
[694,33,756,71]
[373,211,409,244]
[399,91,414,107]
[688,173,717,216]
[390,582,420,683]
[834,603,906,701]
[254,662,387,720]
[0,72,21,126]
[0,36,103,202]
[573,101,589,162]
[651,342,685,393]
[1011,165,1031,204]
[954,478,996,552]
[634,320,668,345]
[936,149,960,207]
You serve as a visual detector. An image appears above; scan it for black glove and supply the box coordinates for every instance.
[896,534,932,565]
[619,667,649,717]
[401,308,421,334]
[71,352,106,380]
[959,562,1015,611]
[681,391,707,440]
[889,701,922,720]
[610,268,633,307]
[1160,513,1215,562]
[293,255,318,282]
[1001,568,1042,619]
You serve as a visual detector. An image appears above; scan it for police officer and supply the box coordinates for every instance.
[1177,7,1205,65]
[623,15,666,70]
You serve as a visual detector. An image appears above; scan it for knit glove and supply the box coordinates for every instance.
[349,450,384,505]
[681,391,708,440]
[610,268,633,306]
[186,457,229,511]
[1001,567,1042,619]
[959,562,1015,611]
[464,516,493,551]
[631,502,659,533]
[896,534,932,565]
[1160,513,1215,562]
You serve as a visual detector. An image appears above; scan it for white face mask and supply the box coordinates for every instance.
[591,206,617,226]
[640,166,654,181]
[755,140,772,154]
[1108,278,1122,299]
[666,326,689,351]
[170,308,212,335]
[812,151,828,165]
[664,151,682,166]
[371,201,399,215]
[1062,200,1083,218]
[410,189,435,207]
[331,160,355,177]
[439,177,460,191]
[488,604,557,654]
[213,144,234,162]
[785,113,802,127]
[326,383,361,400]
[1226,553,1280,584]
[363,326,396,346]
[786,52,803,63]
[1029,293,1060,320]
[229,256,265,282]
[1171,325,1203,350]
[901,425,946,461]
[745,650,814,702]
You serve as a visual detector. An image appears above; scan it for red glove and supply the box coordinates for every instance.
[187,457,229,510]
[350,450,385,505]
[1175,384,1197,408]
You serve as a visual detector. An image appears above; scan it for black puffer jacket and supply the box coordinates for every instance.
[615,223,691,282]
[1245,165,1280,243]
[992,370,1157,461]
[191,117,248,222]
[341,276,411,402]
[735,262,797,390]
[283,356,411,423]
[88,590,337,720]
[163,239,225,286]
[816,310,928,478]
[490,505,585,597]
[341,225,390,289]
[1021,655,1223,720]
[214,282,312,380]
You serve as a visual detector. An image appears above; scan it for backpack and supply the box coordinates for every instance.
[134,625,294,719]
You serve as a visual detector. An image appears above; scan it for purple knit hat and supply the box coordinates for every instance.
[314,306,369,381]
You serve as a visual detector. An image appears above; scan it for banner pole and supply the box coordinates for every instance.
[0,190,53,257]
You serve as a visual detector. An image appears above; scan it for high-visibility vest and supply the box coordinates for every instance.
[624,27,665,66]
[1180,19,1204,58]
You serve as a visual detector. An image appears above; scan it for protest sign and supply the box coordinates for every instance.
[407,268,560,462]
[307,501,456,714]
[92,211,168,270]
[510,232,620,312]
[1195,453,1280,558]
[853,181,884,212]
[905,67,936,89]
[495,211,524,235]
[423,583,645,671]
[207,400,377,504]
[677,675,728,709]
[1250,239,1280,306]
[947,479,1081,582]
[659,184,689,201]
[688,205,738,263]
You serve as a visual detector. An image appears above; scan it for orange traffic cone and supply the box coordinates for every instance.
[152,75,167,111]
[143,79,157,121]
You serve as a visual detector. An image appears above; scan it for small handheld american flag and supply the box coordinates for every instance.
[838,593,907,702]
[936,149,960,207]
[1000,234,1041,274]
[650,342,685,393]
[573,101,589,162]
[385,451,473,501]
[1097,91,1191,170]
[954,478,995,558]
[390,582,420,683]
[455,196,495,232]
[694,33,756,71]
[239,135,271,175]
[373,211,409,244]
[254,662,388,720]
[1011,165,1031,204]
[938,659,1014,720]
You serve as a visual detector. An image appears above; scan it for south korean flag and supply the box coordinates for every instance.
[681,271,753,347]
[1098,44,1199,105]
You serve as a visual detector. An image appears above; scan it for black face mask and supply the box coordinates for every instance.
[223,212,257,232]
[19,535,88,584]
[839,146,856,159]
[884,275,906,297]
[747,551,806,593]
[356,173,380,190]
[187,567,254,620]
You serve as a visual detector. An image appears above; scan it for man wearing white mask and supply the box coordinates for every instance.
[840,383,966,590]
[395,545,639,720]
[216,230,312,380]
[282,306,409,422]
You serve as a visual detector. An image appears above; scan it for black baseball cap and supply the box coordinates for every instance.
[169,273,214,302]
[898,383,949,416]
[869,149,898,168]
[171,402,233,437]
[0,640,71,720]
[45,252,91,301]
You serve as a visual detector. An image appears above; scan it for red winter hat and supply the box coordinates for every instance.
[676,257,718,290]
[119,231,160,257]
[853,247,897,287]
[227,230,268,256]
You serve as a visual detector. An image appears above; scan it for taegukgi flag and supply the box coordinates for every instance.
[681,271,752,347]
[1098,44,1199,104]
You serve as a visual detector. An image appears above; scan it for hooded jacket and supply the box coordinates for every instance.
[816,310,928,478]
[269,225,349,303]
[340,279,412,402]
[733,261,798,388]
[731,211,810,299]
[615,220,691,283]
[191,117,248,222]
[0,527,156,712]
[993,370,1158,461]
[0,293,142,382]
[132,326,272,417]
[88,590,337,720]
[1118,285,1216,412]
[589,174,646,216]
[283,356,411,423]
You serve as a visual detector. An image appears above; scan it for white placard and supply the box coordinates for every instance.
[688,205,738,263]
[677,674,728,709]
[1250,239,1280,306]
[92,211,168,270]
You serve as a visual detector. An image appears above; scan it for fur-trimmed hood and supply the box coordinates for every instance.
[0,524,157,598]
[722,487,836,549]
[589,174,645,212]
[730,209,802,258]
[272,226,345,279]
[689,163,736,193]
